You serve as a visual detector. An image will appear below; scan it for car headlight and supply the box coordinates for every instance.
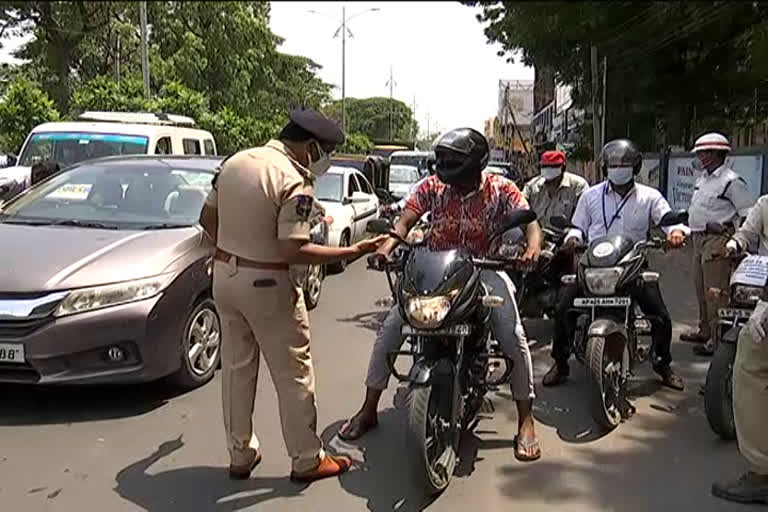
[54,273,175,317]
[584,267,623,296]
[732,284,763,307]
[405,293,455,328]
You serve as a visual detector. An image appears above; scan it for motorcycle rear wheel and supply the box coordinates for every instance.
[704,342,736,441]
[585,335,627,431]
[407,373,458,496]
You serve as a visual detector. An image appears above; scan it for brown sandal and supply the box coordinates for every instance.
[513,436,541,462]
[290,455,352,483]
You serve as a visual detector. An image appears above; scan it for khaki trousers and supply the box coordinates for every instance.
[213,259,323,473]
[692,233,732,338]
[734,326,768,473]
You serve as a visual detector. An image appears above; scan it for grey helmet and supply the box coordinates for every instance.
[599,138,642,177]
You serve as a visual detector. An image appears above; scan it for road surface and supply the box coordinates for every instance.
[0,247,748,511]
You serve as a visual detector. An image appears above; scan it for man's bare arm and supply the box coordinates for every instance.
[277,237,386,265]
[376,208,422,257]
[199,203,218,245]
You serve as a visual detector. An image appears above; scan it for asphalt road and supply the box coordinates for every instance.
[0,246,750,512]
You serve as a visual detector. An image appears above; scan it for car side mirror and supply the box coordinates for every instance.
[658,209,688,227]
[6,154,17,167]
[342,197,352,206]
[367,218,393,234]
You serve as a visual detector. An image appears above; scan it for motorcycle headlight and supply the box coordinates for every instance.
[732,284,763,307]
[584,267,623,296]
[405,293,456,328]
[54,273,175,317]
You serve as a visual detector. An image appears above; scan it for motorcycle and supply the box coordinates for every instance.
[366,209,536,495]
[701,222,768,441]
[503,225,567,319]
[550,210,688,431]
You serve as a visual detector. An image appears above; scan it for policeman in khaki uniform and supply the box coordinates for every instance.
[681,133,754,356]
[199,109,386,483]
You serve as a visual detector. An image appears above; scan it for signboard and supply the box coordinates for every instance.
[48,183,93,201]
[731,255,768,287]
[666,154,764,210]
[636,158,660,188]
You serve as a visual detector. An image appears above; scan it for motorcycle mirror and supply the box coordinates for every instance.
[705,221,726,235]
[550,215,571,230]
[367,218,393,235]
[658,209,688,227]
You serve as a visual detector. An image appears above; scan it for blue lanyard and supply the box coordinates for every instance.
[602,183,634,233]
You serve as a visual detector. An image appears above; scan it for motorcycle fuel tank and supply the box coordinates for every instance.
[584,235,635,267]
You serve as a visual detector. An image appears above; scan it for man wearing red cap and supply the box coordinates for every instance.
[522,150,588,231]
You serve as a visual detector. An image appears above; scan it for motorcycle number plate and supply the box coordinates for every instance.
[718,308,752,319]
[573,297,630,307]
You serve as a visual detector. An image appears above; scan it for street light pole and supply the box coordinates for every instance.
[139,0,150,101]
[341,6,346,135]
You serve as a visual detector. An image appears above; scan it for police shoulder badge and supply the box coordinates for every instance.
[295,194,313,220]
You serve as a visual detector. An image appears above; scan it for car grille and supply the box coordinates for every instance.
[0,317,53,338]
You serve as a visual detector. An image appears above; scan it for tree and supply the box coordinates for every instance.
[466,1,768,150]
[339,132,374,154]
[70,75,149,115]
[325,97,416,141]
[0,76,59,153]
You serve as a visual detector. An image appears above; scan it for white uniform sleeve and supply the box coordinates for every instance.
[733,196,767,251]
[727,177,754,218]
[651,192,690,235]
[566,190,590,242]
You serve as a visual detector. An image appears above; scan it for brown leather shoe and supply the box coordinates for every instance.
[229,449,262,480]
[542,363,569,387]
[290,455,352,483]
[655,365,684,391]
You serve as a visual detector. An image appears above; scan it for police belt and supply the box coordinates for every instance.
[213,248,290,271]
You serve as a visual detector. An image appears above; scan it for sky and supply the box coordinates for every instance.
[269,1,533,137]
[0,2,534,138]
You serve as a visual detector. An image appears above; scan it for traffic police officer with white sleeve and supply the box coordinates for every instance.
[681,133,754,355]
[199,108,385,483]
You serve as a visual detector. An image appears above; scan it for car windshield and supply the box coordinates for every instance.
[315,173,343,202]
[0,159,216,229]
[390,165,421,184]
[19,132,150,168]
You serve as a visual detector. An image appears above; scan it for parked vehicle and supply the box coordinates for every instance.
[366,209,535,495]
[388,164,422,199]
[701,224,766,440]
[300,200,330,311]
[0,155,223,388]
[551,210,687,431]
[314,166,380,273]
[0,112,218,197]
[487,161,521,184]
[389,150,431,174]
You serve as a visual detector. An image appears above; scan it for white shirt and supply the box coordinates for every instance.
[732,195,768,256]
[688,165,753,232]
[566,181,690,243]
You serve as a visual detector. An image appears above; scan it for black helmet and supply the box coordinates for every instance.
[599,138,642,176]
[425,152,436,176]
[432,128,489,185]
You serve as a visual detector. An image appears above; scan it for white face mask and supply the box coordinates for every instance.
[307,141,331,177]
[540,166,562,181]
[607,166,634,186]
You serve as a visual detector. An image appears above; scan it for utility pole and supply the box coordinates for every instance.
[601,55,607,149]
[115,33,121,84]
[426,111,430,141]
[385,65,396,140]
[412,95,417,145]
[139,1,150,101]
[341,6,346,134]
[590,45,600,165]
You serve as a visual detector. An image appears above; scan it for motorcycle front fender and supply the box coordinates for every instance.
[587,318,628,339]
[408,359,437,387]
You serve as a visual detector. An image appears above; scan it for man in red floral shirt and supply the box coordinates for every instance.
[338,128,544,461]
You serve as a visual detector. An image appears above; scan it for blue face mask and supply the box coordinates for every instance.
[607,166,634,186]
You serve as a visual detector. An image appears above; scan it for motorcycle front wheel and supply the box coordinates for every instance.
[704,342,736,441]
[406,371,458,495]
[586,335,629,430]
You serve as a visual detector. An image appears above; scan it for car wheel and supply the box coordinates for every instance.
[303,263,324,310]
[169,297,221,390]
[329,230,350,274]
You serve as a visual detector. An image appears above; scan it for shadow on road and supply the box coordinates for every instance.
[336,310,387,333]
[0,380,183,426]
[114,435,308,512]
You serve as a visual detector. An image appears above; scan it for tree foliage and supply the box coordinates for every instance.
[0,76,59,153]
[325,97,418,141]
[339,132,374,155]
[0,1,334,154]
[466,1,768,150]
